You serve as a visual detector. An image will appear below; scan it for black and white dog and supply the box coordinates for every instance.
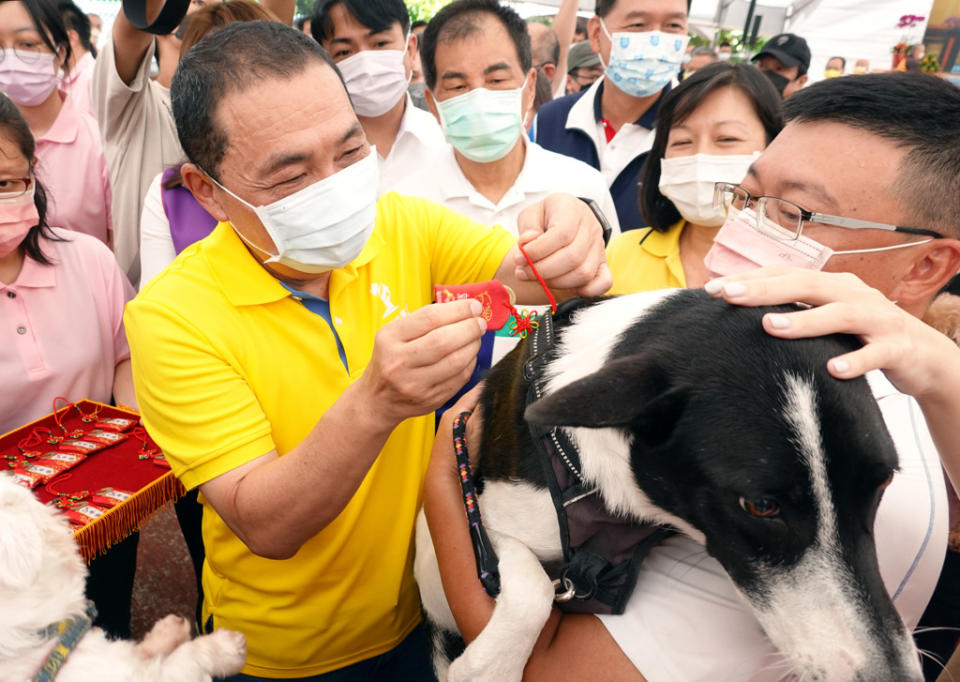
[414,288,923,682]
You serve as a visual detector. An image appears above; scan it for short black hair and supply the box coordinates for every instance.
[783,72,960,238]
[827,55,845,69]
[596,0,691,18]
[421,0,531,90]
[17,0,72,72]
[639,62,784,231]
[312,0,410,44]
[411,20,427,30]
[172,21,341,181]
[59,0,95,58]
[0,94,61,265]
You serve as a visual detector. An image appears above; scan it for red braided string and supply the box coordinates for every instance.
[517,244,557,314]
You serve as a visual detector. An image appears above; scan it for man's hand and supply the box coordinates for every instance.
[704,267,960,401]
[513,193,612,298]
[357,300,487,425]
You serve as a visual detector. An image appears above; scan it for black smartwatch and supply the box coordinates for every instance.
[578,197,614,246]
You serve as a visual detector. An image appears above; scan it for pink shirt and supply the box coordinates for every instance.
[61,52,96,116]
[35,93,112,246]
[0,229,133,434]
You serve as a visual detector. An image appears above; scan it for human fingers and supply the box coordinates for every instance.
[392,299,485,343]
[521,221,608,291]
[703,269,878,309]
[405,315,488,368]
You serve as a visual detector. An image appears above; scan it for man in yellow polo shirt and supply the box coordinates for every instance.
[124,22,611,682]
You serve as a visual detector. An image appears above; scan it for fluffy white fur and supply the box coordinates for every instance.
[0,476,247,682]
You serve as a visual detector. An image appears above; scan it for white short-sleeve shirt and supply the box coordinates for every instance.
[393,137,621,237]
[598,371,947,682]
[378,96,447,194]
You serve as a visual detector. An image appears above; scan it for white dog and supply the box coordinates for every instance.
[0,475,247,682]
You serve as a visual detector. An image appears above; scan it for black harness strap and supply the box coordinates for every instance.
[454,302,674,613]
[523,305,675,615]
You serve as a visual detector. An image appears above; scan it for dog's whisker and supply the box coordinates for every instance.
[917,647,953,681]
[914,625,960,634]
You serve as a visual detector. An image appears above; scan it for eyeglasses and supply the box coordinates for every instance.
[0,176,33,200]
[713,182,944,241]
[0,44,53,64]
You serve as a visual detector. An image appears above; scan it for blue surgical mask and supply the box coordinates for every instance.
[436,80,526,163]
[599,21,689,98]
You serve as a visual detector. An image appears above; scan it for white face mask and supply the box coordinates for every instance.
[659,153,760,226]
[337,40,411,117]
[704,206,934,279]
[211,150,380,274]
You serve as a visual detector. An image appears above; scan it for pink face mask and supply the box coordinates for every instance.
[0,191,40,258]
[704,207,833,279]
[0,52,60,107]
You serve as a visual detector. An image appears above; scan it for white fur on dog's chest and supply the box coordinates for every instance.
[479,481,563,563]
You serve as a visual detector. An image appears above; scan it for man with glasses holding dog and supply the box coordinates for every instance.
[426,71,960,680]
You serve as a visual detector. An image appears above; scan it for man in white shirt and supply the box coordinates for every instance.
[311,0,446,193]
[532,0,690,231]
[396,0,619,238]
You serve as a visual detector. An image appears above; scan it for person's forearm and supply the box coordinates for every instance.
[113,359,138,409]
[225,380,397,559]
[915,354,960,497]
[424,448,497,640]
[261,0,295,25]
[551,0,578,92]
[112,0,165,84]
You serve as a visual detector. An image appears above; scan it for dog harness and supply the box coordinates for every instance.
[453,300,674,615]
[32,601,98,682]
[521,305,674,615]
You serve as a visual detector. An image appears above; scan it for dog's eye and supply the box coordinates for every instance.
[739,496,780,518]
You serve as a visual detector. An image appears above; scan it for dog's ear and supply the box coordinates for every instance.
[525,354,686,438]
[0,481,45,589]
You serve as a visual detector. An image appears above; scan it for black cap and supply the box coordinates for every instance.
[752,33,811,71]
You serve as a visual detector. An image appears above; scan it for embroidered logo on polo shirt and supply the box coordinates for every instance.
[370,282,408,320]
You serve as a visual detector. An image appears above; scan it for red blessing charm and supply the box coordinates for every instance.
[433,281,516,331]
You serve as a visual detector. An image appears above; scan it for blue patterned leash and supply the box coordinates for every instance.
[452,411,501,596]
[32,601,97,682]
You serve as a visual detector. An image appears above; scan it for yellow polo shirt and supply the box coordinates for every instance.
[606,221,686,294]
[124,192,515,678]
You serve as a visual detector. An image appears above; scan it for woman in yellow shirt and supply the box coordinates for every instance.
[607,62,783,293]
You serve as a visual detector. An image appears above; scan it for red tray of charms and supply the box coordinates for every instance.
[0,399,183,560]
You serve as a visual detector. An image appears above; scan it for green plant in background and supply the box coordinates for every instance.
[406,0,452,22]
[919,53,941,72]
